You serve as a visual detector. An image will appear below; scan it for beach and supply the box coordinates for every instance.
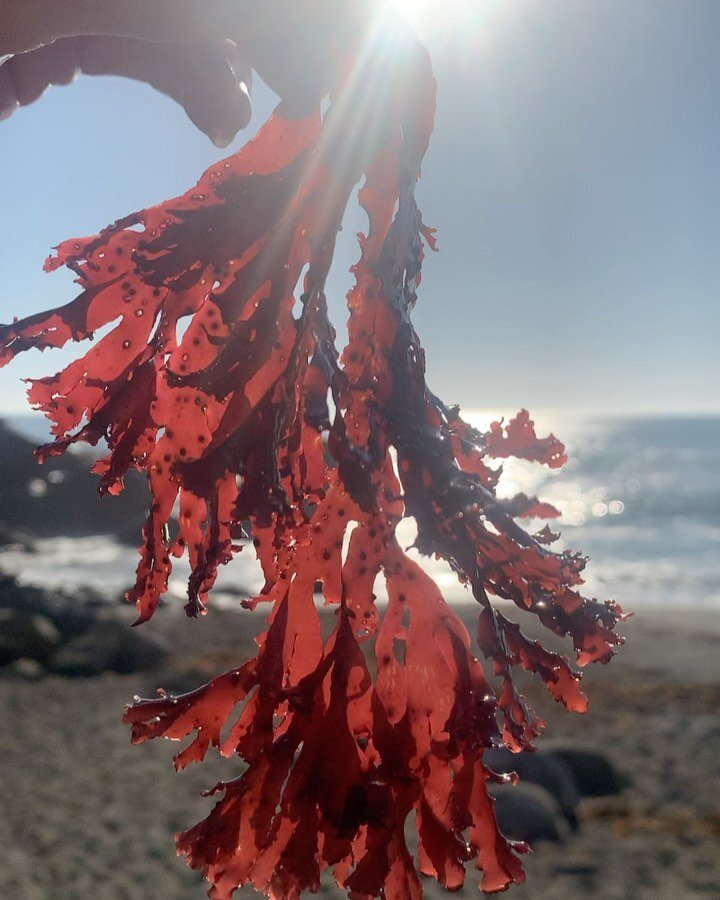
[1,0,719,894]
[2,602,718,900]
[1,414,718,898]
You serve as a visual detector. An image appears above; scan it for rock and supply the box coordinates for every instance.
[0,420,147,545]
[0,576,166,677]
[1,657,45,680]
[0,574,100,639]
[48,616,168,677]
[492,783,567,845]
[545,744,629,797]
[485,746,581,830]
[0,523,35,551]
[114,626,169,675]
[0,608,62,664]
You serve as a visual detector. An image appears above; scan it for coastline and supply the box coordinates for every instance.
[2,601,718,899]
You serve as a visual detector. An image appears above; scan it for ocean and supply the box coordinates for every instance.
[1,413,718,612]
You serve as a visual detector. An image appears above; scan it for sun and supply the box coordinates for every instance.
[391,0,511,43]
[393,0,481,30]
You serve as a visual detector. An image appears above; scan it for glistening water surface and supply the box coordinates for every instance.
[1,413,718,612]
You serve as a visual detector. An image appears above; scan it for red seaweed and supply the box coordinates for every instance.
[0,5,625,897]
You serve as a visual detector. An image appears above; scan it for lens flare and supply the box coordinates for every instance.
[394,0,505,34]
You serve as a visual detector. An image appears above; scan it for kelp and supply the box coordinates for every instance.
[0,4,624,897]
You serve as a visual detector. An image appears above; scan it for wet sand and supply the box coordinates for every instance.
[2,603,719,900]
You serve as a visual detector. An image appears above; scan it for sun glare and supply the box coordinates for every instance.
[394,0,481,29]
[394,0,469,27]
[391,0,513,46]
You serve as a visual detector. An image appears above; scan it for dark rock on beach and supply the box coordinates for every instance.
[48,616,168,677]
[0,575,167,677]
[0,573,101,639]
[485,746,582,831]
[0,523,35,551]
[0,608,61,665]
[544,743,629,797]
[492,783,568,845]
[0,421,148,546]
[2,657,45,680]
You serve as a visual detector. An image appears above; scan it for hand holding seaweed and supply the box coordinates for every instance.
[0,0,342,144]
[0,2,625,896]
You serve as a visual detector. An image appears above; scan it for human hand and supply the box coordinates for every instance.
[0,1,380,142]
[0,0,257,146]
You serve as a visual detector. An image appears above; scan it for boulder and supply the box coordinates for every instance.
[0,608,62,664]
[0,420,147,545]
[485,746,581,831]
[1,657,45,680]
[544,743,629,797]
[48,616,168,677]
[0,574,100,639]
[0,523,35,551]
[492,783,568,845]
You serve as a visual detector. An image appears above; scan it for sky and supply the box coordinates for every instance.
[0,0,718,417]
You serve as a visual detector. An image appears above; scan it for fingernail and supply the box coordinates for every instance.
[211,129,235,149]
[0,69,18,121]
[0,100,19,122]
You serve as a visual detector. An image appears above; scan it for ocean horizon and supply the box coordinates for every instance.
[1,410,718,612]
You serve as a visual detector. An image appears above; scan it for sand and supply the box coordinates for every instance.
[1,603,719,900]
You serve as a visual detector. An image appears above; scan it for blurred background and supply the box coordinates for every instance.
[1,1,718,898]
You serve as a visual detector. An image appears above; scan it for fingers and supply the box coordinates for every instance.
[0,0,374,134]
[156,39,253,147]
[0,77,18,122]
[1,0,239,53]
[0,35,252,144]
[183,40,253,147]
[76,35,253,145]
[0,40,81,119]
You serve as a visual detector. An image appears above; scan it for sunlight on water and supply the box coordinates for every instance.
[1,413,718,611]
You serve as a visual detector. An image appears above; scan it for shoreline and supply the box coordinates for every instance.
[2,600,718,898]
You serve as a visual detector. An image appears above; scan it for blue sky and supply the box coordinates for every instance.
[1,0,718,416]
